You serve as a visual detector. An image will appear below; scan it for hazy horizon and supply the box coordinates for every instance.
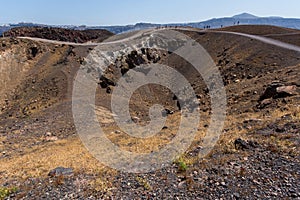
[1,0,300,26]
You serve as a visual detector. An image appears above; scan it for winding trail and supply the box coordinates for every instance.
[217,30,300,52]
[17,29,150,46]
[17,27,300,53]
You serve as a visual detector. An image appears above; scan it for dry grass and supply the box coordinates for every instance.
[211,103,300,157]
[104,112,181,153]
[0,137,116,184]
[2,105,295,182]
[0,109,208,189]
[0,96,298,191]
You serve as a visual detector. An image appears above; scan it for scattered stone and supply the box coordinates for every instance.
[259,83,297,101]
[258,99,272,109]
[178,181,186,189]
[45,132,52,137]
[233,193,240,198]
[247,74,254,79]
[234,138,258,150]
[45,136,58,142]
[48,167,73,177]
[131,116,140,123]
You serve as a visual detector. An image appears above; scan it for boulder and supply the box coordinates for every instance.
[259,82,283,101]
[276,85,297,96]
[259,83,298,101]
[48,167,73,177]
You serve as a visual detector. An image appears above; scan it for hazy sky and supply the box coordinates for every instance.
[1,0,300,25]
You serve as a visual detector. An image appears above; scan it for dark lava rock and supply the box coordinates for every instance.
[106,86,112,94]
[259,83,298,101]
[234,138,249,150]
[259,82,283,101]
[234,138,258,150]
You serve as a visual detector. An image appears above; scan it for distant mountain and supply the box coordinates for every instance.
[1,13,300,35]
[232,13,259,19]
[186,13,300,30]
[92,23,160,34]
[78,13,300,33]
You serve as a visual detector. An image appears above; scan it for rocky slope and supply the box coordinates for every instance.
[0,25,299,199]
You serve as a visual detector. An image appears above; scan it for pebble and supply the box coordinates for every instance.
[233,193,240,198]
[45,136,58,142]
[45,132,52,137]
[178,181,186,189]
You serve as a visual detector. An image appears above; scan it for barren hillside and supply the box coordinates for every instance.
[0,25,299,199]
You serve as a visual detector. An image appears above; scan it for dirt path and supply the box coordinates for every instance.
[18,27,300,53]
[216,30,300,52]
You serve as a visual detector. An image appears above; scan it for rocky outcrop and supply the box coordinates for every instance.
[98,48,165,91]
[2,27,114,43]
[259,82,298,101]
[257,82,298,109]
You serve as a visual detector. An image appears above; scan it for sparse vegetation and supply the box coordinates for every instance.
[174,155,190,172]
[0,187,17,200]
[136,176,152,190]
[91,177,112,193]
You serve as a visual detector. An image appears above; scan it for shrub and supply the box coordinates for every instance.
[0,187,17,199]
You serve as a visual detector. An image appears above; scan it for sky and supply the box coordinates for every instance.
[1,0,300,26]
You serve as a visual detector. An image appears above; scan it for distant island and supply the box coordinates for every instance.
[1,13,300,34]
